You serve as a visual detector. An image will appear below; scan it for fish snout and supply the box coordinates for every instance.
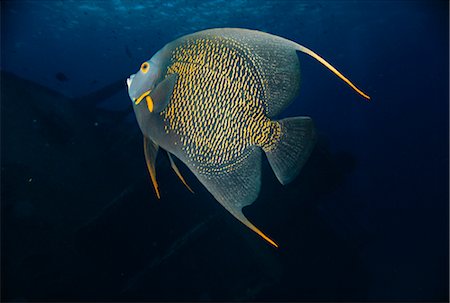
[126,74,136,90]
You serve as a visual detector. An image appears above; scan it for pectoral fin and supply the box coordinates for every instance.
[167,152,194,194]
[149,73,179,113]
[143,136,160,199]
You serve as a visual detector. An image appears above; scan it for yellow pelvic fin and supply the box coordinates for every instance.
[296,44,371,101]
[167,152,194,194]
[143,137,160,199]
[135,90,151,105]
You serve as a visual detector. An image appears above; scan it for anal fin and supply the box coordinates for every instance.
[187,146,278,247]
[143,136,160,199]
[167,151,194,194]
[231,209,279,248]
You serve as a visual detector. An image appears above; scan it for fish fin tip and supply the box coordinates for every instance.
[295,44,371,101]
[144,136,161,200]
[253,226,279,248]
[167,151,195,194]
[236,210,279,248]
[154,183,161,199]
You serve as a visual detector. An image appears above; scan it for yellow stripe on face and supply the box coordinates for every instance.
[135,90,151,105]
[146,95,154,113]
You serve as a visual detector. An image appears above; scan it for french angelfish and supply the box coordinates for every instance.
[127,28,370,248]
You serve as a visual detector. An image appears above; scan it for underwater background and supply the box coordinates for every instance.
[1,0,448,302]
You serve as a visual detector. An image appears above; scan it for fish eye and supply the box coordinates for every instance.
[140,62,150,74]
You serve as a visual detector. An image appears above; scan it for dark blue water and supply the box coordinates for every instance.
[1,1,448,301]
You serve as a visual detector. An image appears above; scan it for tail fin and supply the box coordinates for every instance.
[294,44,371,101]
[265,117,316,185]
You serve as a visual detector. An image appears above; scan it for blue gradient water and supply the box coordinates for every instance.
[1,1,448,301]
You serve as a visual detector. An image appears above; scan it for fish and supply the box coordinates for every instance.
[126,28,370,248]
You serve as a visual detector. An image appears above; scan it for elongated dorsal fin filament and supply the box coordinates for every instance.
[296,44,371,101]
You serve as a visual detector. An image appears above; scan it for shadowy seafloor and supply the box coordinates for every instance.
[1,1,449,302]
[1,71,366,301]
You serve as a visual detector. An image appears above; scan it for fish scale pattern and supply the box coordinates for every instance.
[163,36,281,176]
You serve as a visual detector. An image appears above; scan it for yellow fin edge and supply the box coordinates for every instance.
[167,152,194,194]
[296,44,371,101]
[143,137,161,199]
[236,214,278,248]
[248,224,279,248]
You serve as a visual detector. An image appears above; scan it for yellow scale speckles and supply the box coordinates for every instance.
[163,36,281,176]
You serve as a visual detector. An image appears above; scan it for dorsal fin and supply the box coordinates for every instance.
[179,28,370,119]
[294,44,371,100]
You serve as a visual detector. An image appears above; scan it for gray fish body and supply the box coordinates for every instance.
[133,28,303,168]
[127,28,369,247]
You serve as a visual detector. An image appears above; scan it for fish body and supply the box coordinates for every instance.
[127,28,370,247]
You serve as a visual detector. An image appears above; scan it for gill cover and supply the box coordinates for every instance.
[147,73,178,113]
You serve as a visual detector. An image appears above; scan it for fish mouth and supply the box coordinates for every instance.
[126,74,135,90]
[134,90,151,105]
